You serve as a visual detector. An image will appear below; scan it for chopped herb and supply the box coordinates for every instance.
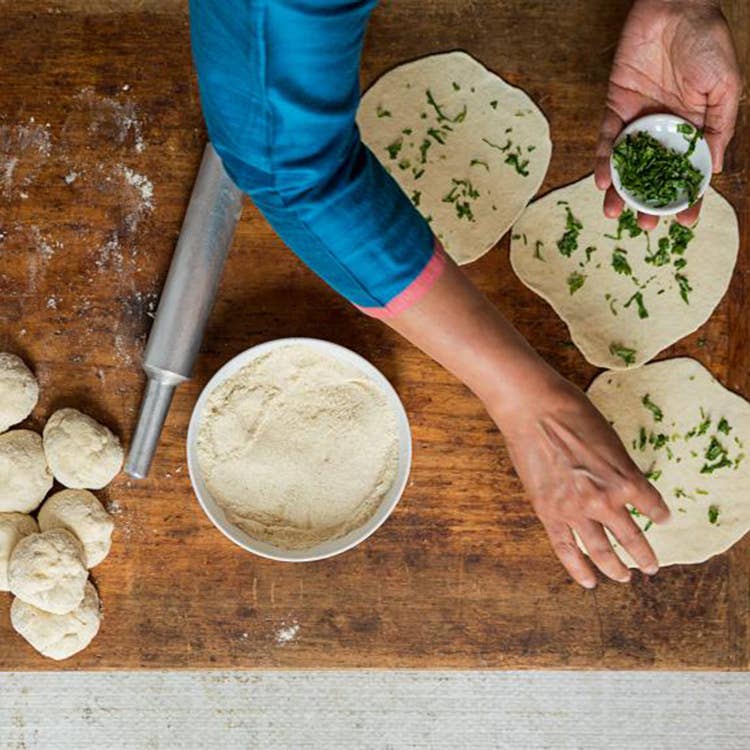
[605,208,642,241]
[556,206,583,257]
[527,145,536,152]
[610,343,637,366]
[402,127,412,135]
[673,257,687,270]
[677,122,704,157]
[674,487,689,499]
[584,246,597,264]
[675,273,692,304]
[708,505,720,525]
[701,456,732,474]
[646,236,671,267]
[505,151,530,176]
[534,240,545,261]
[412,168,425,180]
[642,394,664,422]
[717,417,731,435]
[385,139,403,160]
[695,488,709,495]
[426,89,466,123]
[734,453,746,469]
[625,291,649,319]
[411,190,421,207]
[482,137,512,153]
[470,158,490,171]
[490,100,498,109]
[650,432,668,449]
[668,222,694,255]
[567,271,586,295]
[611,247,632,276]
[427,128,446,145]
[419,139,432,164]
[442,178,480,222]
[705,436,727,462]
[398,158,411,170]
[612,131,703,207]
[645,468,662,482]
[512,233,521,240]
[643,520,653,532]
[452,81,461,91]
[505,127,513,133]
[376,105,391,118]
[605,293,618,316]
[638,426,648,451]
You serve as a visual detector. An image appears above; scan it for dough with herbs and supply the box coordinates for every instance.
[584,358,750,566]
[510,177,739,369]
[0,430,53,513]
[9,529,88,614]
[43,408,123,489]
[358,51,551,264]
[11,580,101,660]
[38,489,114,568]
[0,352,39,433]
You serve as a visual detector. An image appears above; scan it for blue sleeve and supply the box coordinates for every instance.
[188,0,443,314]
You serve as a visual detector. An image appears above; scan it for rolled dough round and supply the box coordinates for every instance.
[358,51,551,264]
[510,176,739,369]
[0,352,39,433]
[584,358,750,566]
[0,429,53,513]
[11,580,101,661]
[9,529,88,614]
[0,512,38,591]
[38,489,114,568]
[43,408,123,489]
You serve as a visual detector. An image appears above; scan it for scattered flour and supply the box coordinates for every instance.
[0,122,52,198]
[275,620,300,646]
[74,87,146,154]
[197,344,399,550]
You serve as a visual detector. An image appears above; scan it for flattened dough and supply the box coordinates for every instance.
[585,358,750,566]
[358,51,551,264]
[511,176,739,369]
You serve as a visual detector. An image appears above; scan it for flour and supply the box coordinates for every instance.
[197,345,399,550]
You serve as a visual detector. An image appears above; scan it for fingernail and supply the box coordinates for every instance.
[645,566,659,576]
[583,579,597,590]
[618,574,631,583]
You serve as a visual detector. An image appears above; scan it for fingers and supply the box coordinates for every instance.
[543,519,597,589]
[628,474,670,524]
[704,75,742,173]
[575,519,631,583]
[676,197,702,227]
[636,212,659,231]
[595,109,624,190]
[607,508,659,576]
[603,185,624,219]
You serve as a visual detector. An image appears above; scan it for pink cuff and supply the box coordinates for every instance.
[357,243,447,319]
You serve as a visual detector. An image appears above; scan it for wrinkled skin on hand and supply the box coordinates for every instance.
[491,379,671,589]
[596,0,741,229]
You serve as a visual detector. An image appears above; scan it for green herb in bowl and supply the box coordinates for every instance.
[612,130,704,208]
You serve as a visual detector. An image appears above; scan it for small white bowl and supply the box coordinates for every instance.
[186,337,412,562]
[610,113,712,216]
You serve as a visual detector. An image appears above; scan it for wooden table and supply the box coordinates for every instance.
[0,0,747,670]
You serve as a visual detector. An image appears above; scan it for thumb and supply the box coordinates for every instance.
[703,77,741,172]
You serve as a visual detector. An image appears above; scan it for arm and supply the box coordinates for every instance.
[596,0,741,229]
[190,0,669,586]
[388,258,669,588]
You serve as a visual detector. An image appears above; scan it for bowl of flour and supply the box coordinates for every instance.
[187,339,411,561]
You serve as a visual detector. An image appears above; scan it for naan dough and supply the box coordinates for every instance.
[585,358,750,566]
[510,176,739,369]
[358,51,551,264]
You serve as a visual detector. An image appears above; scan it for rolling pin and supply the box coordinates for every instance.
[125,143,244,479]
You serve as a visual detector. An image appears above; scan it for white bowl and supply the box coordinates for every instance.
[610,113,712,215]
[186,337,412,562]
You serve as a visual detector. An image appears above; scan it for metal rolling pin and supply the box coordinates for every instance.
[125,143,244,479]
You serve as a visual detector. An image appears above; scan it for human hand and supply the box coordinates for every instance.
[596,0,742,229]
[488,376,671,588]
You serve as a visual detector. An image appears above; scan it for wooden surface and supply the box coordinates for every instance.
[0,0,747,670]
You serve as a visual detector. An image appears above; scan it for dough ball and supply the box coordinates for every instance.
[11,580,101,661]
[0,430,54,513]
[0,352,39,433]
[0,512,38,591]
[9,529,88,614]
[43,408,123,489]
[38,489,114,568]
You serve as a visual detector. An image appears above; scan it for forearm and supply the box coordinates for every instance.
[385,253,561,421]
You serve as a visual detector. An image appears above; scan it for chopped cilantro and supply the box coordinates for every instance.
[470,158,490,171]
[482,137,512,153]
[567,271,586,295]
[427,128,446,145]
[556,206,583,257]
[419,139,432,164]
[490,100,498,109]
[642,394,663,422]
[717,417,731,435]
[610,343,637,366]
[708,505,720,525]
[534,240,545,261]
[376,105,391,118]
[411,190,421,207]
[625,291,649,319]
[675,273,692,304]
[584,246,597,264]
[385,139,403,160]
[611,247,632,276]
[605,208,642,241]
[505,151,530,176]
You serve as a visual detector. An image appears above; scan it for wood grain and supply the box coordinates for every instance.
[0,0,747,669]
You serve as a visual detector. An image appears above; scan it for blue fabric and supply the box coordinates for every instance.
[189,0,435,308]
